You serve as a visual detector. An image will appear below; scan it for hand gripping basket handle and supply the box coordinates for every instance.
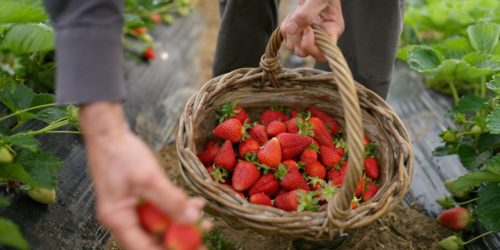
[260,24,364,219]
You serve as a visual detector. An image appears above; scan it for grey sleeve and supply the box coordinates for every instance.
[43,0,126,105]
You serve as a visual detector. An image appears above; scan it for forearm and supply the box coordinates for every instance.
[80,102,128,143]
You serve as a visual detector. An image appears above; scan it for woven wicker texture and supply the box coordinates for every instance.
[177,24,414,241]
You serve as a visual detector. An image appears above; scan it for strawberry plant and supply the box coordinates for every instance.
[0,83,81,249]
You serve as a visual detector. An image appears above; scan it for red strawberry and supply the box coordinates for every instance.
[214,140,236,171]
[362,182,378,201]
[267,121,286,137]
[319,146,341,167]
[152,13,161,24]
[143,47,156,60]
[238,137,260,159]
[222,183,245,198]
[215,100,250,125]
[275,188,288,199]
[308,108,339,136]
[291,110,299,118]
[276,133,313,160]
[308,176,326,199]
[275,166,310,191]
[285,118,300,134]
[206,165,230,184]
[281,160,298,170]
[363,136,371,145]
[305,161,326,179]
[137,200,171,234]
[355,177,367,197]
[309,117,335,149]
[232,161,261,191]
[326,160,348,181]
[334,144,345,157]
[249,193,273,207]
[249,124,268,146]
[204,138,218,150]
[213,118,245,143]
[198,145,221,165]
[257,138,281,168]
[248,174,280,196]
[163,223,201,250]
[259,105,288,126]
[352,197,360,209]
[364,157,379,179]
[312,140,320,147]
[134,27,147,35]
[437,207,471,231]
[274,189,306,212]
[331,175,345,187]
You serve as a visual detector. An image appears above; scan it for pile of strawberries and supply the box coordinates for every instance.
[197,100,381,212]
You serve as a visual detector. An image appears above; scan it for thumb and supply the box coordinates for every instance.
[287,0,329,35]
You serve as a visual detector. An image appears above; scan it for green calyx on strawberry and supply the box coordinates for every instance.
[319,181,340,201]
[306,143,320,153]
[435,196,455,210]
[296,190,320,212]
[439,127,459,147]
[453,113,466,125]
[209,165,228,183]
[215,99,243,123]
[307,176,326,190]
[296,161,305,170]
[273,163,289,180]
[364,141,378,157]
[295,115,315,137]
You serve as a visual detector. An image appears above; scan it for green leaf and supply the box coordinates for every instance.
[0,0,47,24]
[457,145,491,170]
[2,23,54,54]
[0,197,10,207]
[432,146,457,156]
[13,149,63,190]
[438,36,474,59]
[2,133,38,152]
[0,125,11,136]
[0,163,34,185]
[0,217,29,250]
[486,75,500,94]
[461,52,500,72]
[476,182,500,231]
[452,171,500,192]
[477,133,500,152]
[467,22,500,53]
[33,107,65,124]
[436,59,491,82]
[396,46,412,61]
[486,108,500,134]
[124,13,145,28]
[0,83,58,124]
[407,46,444,73]
[445,95,488,117]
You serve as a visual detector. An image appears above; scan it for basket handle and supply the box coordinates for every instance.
[260,24,364,219]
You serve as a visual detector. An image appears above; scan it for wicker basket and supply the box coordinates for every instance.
[177,24,414,241]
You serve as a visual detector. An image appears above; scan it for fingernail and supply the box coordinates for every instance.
[287,21,299,34]
[302,30,308,40]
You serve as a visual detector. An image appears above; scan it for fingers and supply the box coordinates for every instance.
[286,0,328,35]
[301,27,326,62]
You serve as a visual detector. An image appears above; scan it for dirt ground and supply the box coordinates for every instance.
[105,1,454,249]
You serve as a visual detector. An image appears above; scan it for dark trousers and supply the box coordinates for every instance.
[213,0,407,100]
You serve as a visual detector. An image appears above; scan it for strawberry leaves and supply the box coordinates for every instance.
[445,95,488,117]
[452,155,500,192]
[296,190,320,212]
[215,99,241,124]
[476,182,500,232]
[0,217,29,250]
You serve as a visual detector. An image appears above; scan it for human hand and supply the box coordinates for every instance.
[81,102,211,250]
[280,0,344,63]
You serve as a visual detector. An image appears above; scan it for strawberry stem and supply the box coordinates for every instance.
[463,231,495,245]
[456,198,478,206]
[195,214,205,228]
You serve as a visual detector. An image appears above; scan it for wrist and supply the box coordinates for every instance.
[80,102,129,141]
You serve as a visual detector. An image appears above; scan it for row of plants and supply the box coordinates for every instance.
[0,0,193,249]
[399,1,500,249]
